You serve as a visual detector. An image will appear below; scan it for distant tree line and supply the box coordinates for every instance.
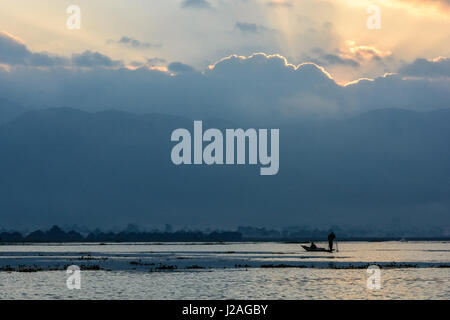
[0,225,242,243]
[0,224,447,243]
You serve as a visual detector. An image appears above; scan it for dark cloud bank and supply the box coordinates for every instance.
[0,33,449,231]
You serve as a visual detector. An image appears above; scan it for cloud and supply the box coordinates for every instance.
[168,61,196,74]
[344,41,392,62]
[0,32,29,64]
[306,41,396,82]
[399,57,450,78]
[307,48,360,68]
[180,0,211,9]
[147,57,166,65]
[0,34,448,124]
[266,0,292,7]
[29,52,69,67]
[71,50,122,67]
[235,22,270,34]
[0,31,68,67]
[128,57,167,69]
[321,54,359,67]
[395,0,450,11]
[0,32,120,68]
[108,36,162,49]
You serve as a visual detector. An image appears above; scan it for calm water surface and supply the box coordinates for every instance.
[0,241,449,299]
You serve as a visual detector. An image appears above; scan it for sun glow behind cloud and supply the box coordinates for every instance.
[261,0,298,59]
[340,0,450,18]
[0,0,448,84]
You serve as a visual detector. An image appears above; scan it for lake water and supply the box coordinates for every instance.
[0,241,449,299]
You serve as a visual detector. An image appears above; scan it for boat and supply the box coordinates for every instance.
[301,245,333,252]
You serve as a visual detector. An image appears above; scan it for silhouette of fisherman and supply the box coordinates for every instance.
[328,232,336,251]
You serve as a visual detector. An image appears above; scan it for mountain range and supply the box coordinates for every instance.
[0,105,449,230]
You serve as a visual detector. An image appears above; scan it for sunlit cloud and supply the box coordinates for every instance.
[399,56,450,79]
[207,52,334,80]
[0,31,69,67]
[0,63,11,72]
[346,43,392,61]
[124,64,169,72]
[344,77,375,87]
[340,0,450,18]
[395,0,450,11]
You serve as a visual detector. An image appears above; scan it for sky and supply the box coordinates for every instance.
[0,0,448,123]
[0,1,449,230]
[0,0,449,84]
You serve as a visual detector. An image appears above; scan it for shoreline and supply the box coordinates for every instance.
[1,241,448,272]
[1,238,450,246]
[1,257,448,272]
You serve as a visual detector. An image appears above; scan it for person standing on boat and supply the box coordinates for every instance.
[328,232,336,251]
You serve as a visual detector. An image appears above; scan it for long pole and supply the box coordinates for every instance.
[336,240,339,252]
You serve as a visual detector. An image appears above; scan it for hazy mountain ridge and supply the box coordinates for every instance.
[0,107,449,229]
[0,98,28,125]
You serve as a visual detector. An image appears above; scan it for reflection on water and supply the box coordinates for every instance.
[0,241,449,299]
[0,268,448,300]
